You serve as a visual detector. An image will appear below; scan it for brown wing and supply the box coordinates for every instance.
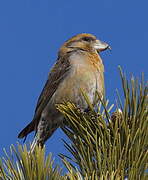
[18,56,71,138]
[34,56,70,119]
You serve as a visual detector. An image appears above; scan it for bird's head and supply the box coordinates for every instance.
[58,33,111,56]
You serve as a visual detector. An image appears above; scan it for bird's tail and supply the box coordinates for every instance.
[18,121,35,139]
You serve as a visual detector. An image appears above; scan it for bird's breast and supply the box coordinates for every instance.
[51,54,104,109]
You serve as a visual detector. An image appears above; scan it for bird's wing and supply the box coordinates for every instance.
[33,56,71,126]
[18,55,71,139]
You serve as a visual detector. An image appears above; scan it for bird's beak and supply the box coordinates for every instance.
[94,39,111,52]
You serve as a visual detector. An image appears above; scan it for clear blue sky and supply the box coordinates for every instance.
[0,0,147,167]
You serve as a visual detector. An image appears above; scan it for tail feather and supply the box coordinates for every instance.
[18,121,35,139]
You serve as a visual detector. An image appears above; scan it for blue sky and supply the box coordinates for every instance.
[0,0,147,167]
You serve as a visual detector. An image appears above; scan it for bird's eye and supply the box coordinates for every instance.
[82,37,92,42]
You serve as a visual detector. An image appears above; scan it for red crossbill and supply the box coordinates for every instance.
[18,33,110,150]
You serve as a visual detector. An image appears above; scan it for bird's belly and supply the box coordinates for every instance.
[51,67,101,110]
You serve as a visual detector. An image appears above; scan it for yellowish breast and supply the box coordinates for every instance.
[52,51,104,106]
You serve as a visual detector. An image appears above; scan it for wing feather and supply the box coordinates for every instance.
[18,54,71,138]
[34,56,70,120]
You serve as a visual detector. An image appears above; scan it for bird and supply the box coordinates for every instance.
[18,33,111,151]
